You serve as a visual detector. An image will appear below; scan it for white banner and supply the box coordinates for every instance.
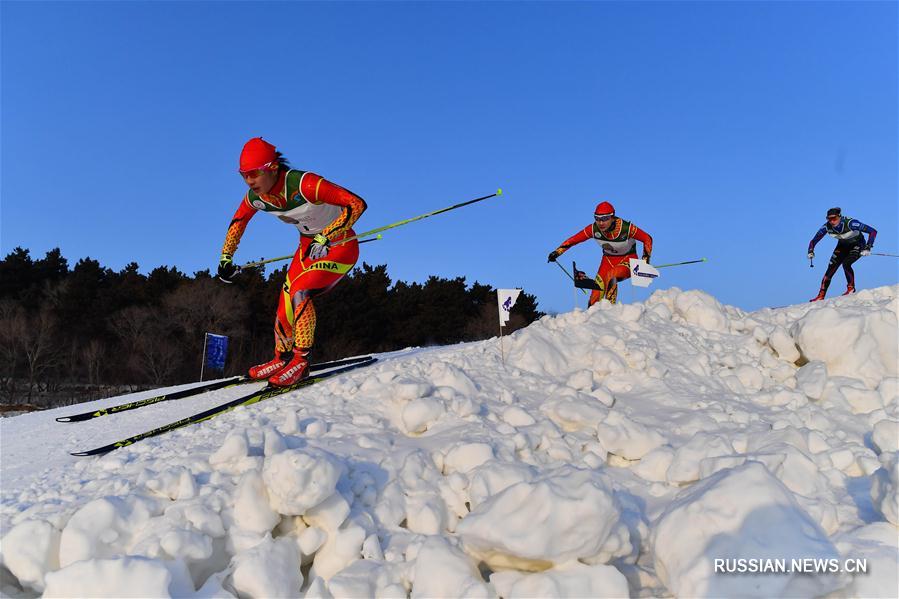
[497,288,522,326]
[628,259,660,288]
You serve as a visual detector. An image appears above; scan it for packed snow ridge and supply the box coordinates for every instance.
[1,286,897,598]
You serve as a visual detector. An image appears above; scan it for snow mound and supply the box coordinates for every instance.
[652,461,844,597]
[1,284,897,596]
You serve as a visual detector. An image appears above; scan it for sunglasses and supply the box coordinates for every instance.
[595,214,614,222]
[239,161,277,178]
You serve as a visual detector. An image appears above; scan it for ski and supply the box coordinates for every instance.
[572,261,603,291]
[70,357,377,456]
[56,355,373,423]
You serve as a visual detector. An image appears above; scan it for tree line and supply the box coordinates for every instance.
[0,247,542,408]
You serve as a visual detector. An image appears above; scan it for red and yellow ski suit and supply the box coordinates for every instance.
[222,169,366,354]
[553,217,653,305]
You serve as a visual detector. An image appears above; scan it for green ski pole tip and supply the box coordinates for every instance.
[497,188,503,196]
[376,233,383,239]
[702,257,708,262]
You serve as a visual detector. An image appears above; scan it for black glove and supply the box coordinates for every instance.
[807,251,815,260]
[217,253,240,283]
[547,249,563,263]
[861,245,872,257]
[642,253,651,264]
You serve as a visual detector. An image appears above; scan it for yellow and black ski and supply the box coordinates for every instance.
[70,357,376,456]
[57,355,373,423]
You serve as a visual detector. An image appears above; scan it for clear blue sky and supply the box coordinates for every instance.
[2,1,896,313]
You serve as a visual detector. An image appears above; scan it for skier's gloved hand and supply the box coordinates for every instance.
[807,251,815,260]
[861,245,871,257]
[309,234,331,261]
[217,253,240,283]
[642,253,651,264]
[547,248,563,262]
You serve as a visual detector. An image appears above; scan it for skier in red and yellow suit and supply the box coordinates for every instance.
[547,201,653,306]
[217,138,367,386]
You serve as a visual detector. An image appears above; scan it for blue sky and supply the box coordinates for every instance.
[2,1,896,313]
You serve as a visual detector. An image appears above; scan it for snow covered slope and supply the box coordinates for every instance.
[2,286,897,598]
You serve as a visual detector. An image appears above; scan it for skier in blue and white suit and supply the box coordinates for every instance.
[807,207,878,301]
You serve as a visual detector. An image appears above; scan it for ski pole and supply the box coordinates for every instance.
[240,189,502,268]
[872,252,899,258]
[809,256,814,268]
[553,261,587,295]
[332,188,502,247]
[654,257,708,269]
[242,235,382,269]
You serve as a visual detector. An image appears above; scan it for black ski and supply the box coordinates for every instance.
[57,355,373,423]
[573,261,603,291]
[70,357,377,456]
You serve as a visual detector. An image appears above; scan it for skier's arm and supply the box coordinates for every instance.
[849,219,877,247]
[302,173,367,240]
[556,226,593,254]
[221,198,259,257]
[808,227,826,253]
[630,224,653,261]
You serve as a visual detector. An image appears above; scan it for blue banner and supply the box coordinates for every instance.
[205,333,228,372]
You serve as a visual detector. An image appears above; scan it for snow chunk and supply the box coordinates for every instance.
[871,451,899,525]
[491,561,628,598]
[44,556,194,598]
[411,537,487,598]
[468,461,537,510]
[596,411,666,461]
[672,290,729,332]
[58,496,151,568]
[835,523,899,598]
[667,432,734,485]
[262,448,344,515]
[231,535,302,597]
[768,326,800,363]
[796,360,828,400]
[209,430,249,466]
[652,462,843,598]
[457,468,625,570]
[402,397,446,434]
[872,419,898,454]
[792,305,898,388]
[442,443,494,474]
[233,469,279,534]
[0,519,60,592]
[501,405,536,427]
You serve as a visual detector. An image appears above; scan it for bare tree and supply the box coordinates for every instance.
[19,307,61,403]
[0,300,24,403]
[110,305,180,385]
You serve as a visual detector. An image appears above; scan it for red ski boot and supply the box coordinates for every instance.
[248,352,292,380]
[809,290,826,302]
[842,286,855,296]
[269,352,309,387]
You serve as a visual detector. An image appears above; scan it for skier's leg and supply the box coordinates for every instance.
[605,255,634,304]
[818,249,844,296]
[841,245,861,293]
[269,235,360,386]
[249,244,306,379]
[589,257,613,306]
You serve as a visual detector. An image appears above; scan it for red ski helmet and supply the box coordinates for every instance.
[239,137,278,172]
[594,201,615,218]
